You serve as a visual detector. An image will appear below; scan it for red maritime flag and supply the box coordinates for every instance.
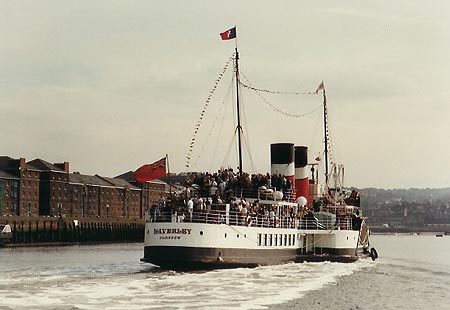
[134,157,167,183]
[220,27,237,40]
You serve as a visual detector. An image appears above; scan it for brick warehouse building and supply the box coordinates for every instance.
[115,171,166,216]
[0,157,40,216]
[0,156,167,219]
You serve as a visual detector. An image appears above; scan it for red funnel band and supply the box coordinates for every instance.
[295,178,309,206]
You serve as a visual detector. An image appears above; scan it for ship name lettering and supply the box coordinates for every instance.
[153,228,192,235]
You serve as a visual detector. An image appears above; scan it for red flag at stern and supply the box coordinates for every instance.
[134,157,167,183]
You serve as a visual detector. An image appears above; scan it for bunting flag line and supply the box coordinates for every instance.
[134,157,167,183]
[220,26,237,40]
[185,52,235,169]
[240,83,318,95]
[250,86,322,118]
[239,73,323,118]
[191,81,233,170]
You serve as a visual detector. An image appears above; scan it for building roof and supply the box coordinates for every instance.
[114,171,135,183]
[115,171,166,185]
[0,156,14,169]
[0,170,19,180]
[27,158,65,172]
[96,175,140,190]
[69,173,112,187]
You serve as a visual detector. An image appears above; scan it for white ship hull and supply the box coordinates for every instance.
[142,219,365,269]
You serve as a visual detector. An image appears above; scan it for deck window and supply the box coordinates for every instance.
[257,233,261,246]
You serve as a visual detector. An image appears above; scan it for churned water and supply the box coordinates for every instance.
[0,235,449,310]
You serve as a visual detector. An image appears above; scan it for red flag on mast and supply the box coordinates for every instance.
[220,27,237,40]
[134,157,167,183]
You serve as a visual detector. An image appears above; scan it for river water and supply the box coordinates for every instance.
[0,234,449,310]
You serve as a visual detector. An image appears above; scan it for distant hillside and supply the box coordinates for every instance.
[359,187,450,208]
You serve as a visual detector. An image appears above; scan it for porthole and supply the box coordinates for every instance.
[346,236,349,240]
[224,233,227,238]
[237,234,239,238]
[200,231,204,236]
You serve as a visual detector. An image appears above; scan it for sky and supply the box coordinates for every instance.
[1,1,449,189]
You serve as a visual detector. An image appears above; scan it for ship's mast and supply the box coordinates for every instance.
[322,87,329,183]
[235,47,243,176]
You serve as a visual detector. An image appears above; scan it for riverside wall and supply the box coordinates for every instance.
[370,224,450,234]
[1,216,145,246]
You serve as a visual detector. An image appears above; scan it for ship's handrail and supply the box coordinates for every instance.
[145,209,354,231]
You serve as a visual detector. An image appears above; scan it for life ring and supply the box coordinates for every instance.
[370,247,378,261]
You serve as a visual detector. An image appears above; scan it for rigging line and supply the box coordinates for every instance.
[185,52,235,169]
[325,106,340,165]
[309,109,322,156]
[251,86,322,118]
[240,82,319,95]
[237,78,256,172]
[191,79,233,170]
[221,132,237,169]
[323,103,335,165]
[210,81,234,172]
[222,72,238,169]
[239,71,322,118]
[241,134,256,172]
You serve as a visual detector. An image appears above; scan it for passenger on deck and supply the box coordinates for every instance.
[187,197,194,221]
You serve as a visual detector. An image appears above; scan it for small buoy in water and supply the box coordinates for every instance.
[370,247,378,261]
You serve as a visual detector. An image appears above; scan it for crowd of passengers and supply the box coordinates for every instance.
[149,169,301,228]
[151,194,299,228]
[183,168,294,201]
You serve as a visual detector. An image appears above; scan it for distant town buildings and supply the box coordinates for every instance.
[360,188,450,228]
[0,156,166,219]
